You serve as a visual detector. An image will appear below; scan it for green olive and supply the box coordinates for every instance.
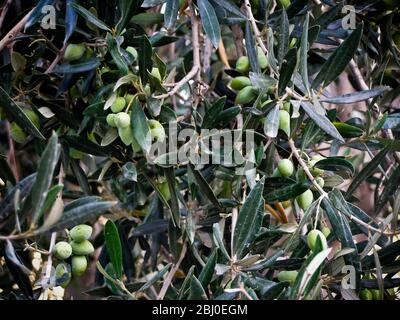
[278,109,291,136]
[158,181,171,201]
[64,43,86,61]
[307,229,328,252]
[55,263,72,288]
[71,256,88,277]
[11,122,27,144]
[296,189,313,210]
[371,289,381,300]
[115,112,131,128]
[148,119,166,142]
[70,240,95,255]
[111,97,126,113]
[118,126,134,146]
[125,94,135,106]
[53,241,73,260]
[229,76,252,91]
[321,226,331,238]
[257,47,268,69]
[283,101,291,113]
[70,224,93,242]
[235,86,258,105]
[359,289,373,300]
[235,56,250,74]
[277,270,298,285]
[106,114,117,127]
[311,177,325,191]
[309,155,325,176]
[277,159,294,177]
[278,0,291,8]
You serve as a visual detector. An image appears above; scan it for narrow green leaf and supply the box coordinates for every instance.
[53,58,101,74]
[199,249,217,287]
[264,180,311,203]
[71,3,111,31]
[131,97,151,153]
[278,48,297,96]
[299,13,310,94]
[164,0,179,29]
[312,25,363,89]
[105,220,123,279]
[107,34,129,74]
[233,177,265,259]
[245,22,259,73]
[321,87,390,104]
[313,157,355,176]
[198,0,221,48]
[202,96,226,129]
[137,35,153,84]
[278,9,289,67]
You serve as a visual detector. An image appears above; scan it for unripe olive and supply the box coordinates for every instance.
[126,46,138,60]
[106,114,117,127]
[70,224,93,242]
[71,256,88,277]
[111,97,126,113]
[229,76,252,91]
[277,270,298,285]
[118,126,134,146]
[321,226,331,238]
[11,122,27,144]
[309,155,325,176]
[235,86,258,105]
[278,109,291,136]
[235,56,250,74]
[64,43,86,61]
[371,289,380,300]
[53,241,72,260]
[277,159,294,177]
[144,84,151,96]
[70,240,95,255]
[55,263,72,288]
[283,101,291,113]
[311,177,325,191]
[148,119,166,142]
[307,229,328,252]
[158,181,171,201]
[360,289,373,300]
[125,94,135,106]
[296,189,313,210]
[257,47,268,69]
[151,67,162,82]
[115,112,131,128]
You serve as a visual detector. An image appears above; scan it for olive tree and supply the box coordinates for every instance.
[0,0,399,300]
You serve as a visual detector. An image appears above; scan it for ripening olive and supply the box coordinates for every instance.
[64,43,86,61]
[307,229,328,252]
[257,47,268,69]
[118,126,134,146]
[111,97,126,113]
[53,241,72,260]
[106,114,117,127]
[277,159,294,177]
[70,225,93,242]
[296,189,313,210]
[229,76,252,91]
[277,270,298,285]
[235,86,258,105]
[360,289,373,300]
[71,256,88,277]
[278,109,291,136]
[235,56,250,74]
[70,240,95,255]
[55,263,72,288]
[115,112,131,128]
[148,119,166,142]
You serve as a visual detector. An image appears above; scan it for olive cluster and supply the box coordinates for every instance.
[52,224,94,288]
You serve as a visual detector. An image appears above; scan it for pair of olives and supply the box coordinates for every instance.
[230,48,270,105]
[53,224,94,287]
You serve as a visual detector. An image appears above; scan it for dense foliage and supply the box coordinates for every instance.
[0,0,400,300]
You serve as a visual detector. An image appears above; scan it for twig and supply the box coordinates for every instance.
[154,4,200,100]
[243,0,268,55]
[45,43,67,74]
[0,8,34,53]
[157,243,187,300]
